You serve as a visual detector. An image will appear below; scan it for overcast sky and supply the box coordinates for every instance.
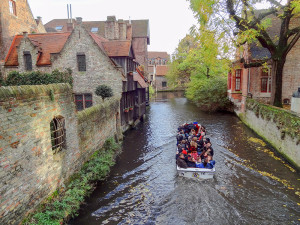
[28,0,198,55]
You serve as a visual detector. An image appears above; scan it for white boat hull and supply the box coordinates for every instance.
[177,165,215,179]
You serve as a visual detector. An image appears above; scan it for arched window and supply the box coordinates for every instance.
[50,116,66,153]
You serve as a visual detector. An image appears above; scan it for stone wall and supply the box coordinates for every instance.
[0,0,46,60]
[0,84,120,225]
[155,76,169,91]
[241,99,300,169]
[76,97,121,164]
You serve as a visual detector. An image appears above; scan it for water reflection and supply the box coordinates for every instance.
[70,92,300,225]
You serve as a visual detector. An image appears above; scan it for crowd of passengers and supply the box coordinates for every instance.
[176,122,216,169]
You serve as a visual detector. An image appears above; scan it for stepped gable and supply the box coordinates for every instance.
[148,51,169,59]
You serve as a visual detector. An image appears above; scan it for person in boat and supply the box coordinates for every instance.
[177,153,188,168]
[178,140,188,152]
[176,130,185,144]
[186,155,196,167]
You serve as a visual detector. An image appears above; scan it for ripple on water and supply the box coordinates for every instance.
[70,93,300,225]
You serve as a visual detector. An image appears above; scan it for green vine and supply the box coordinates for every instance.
[246,98,300,144]
[49,89,55,101]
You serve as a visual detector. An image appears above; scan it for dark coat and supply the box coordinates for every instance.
[177,157,188,169]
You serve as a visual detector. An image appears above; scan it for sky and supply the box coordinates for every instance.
[28,0,198,55]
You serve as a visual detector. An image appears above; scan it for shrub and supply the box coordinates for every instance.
[23,138,121,225]
[3,69,73,86]
[95,84,113,101]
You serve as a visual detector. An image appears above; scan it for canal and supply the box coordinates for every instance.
[70,92,300,225]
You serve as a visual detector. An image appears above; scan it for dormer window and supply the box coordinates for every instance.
[55,26,63,31]
[9,0,17,16]
[23,51,32,71]
[91,27,98,33]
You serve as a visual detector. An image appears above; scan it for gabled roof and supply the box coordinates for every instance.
[148,51,169,59]
[156,65,169,76]
[44,19,76,32]
[5,33,71,66]
[133,72,148,88]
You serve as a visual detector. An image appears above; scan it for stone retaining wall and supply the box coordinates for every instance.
[240,99,300,169]
[0,84,120,225]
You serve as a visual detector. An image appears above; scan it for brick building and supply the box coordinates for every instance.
[0,0,46,61]
[228,17,300,112]
[44,16,150,78]
[148,51,169,91]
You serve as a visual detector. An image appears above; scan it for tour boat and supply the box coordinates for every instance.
[176,122,215,179]
[177,165,215,179]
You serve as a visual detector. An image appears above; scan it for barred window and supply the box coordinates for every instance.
[162,81,167,87]
[75,93,93,111]
[50,116,66,154]
[77,53,86,71]
[24,51,32,71]
[9,0,17,16]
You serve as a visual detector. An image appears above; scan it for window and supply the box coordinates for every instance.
[235,69,241,91]
[91,27,98,33]
[23,51,32,71]
[162,81,167,87]
[9,0,17,16]
[77,53,86,71]
[75,94,93,111]
[261,69,271,93]
[55,26,63,31]
[50,116,66,154]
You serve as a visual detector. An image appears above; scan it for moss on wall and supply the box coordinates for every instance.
[77,97,119,123]
[0,83,72,101]
[246,98,300,144]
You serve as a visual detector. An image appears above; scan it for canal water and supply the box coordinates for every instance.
[70,92,300,225]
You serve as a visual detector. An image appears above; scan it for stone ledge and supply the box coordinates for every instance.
[0,83,72,101]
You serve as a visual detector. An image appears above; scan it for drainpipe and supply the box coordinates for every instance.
[247,67,250,94]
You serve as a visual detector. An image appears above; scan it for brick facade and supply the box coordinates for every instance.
[0,84,120,225]
[0,0,46,60]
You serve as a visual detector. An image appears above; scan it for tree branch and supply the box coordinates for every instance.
[286,31,300,55]
[244,59,269,68]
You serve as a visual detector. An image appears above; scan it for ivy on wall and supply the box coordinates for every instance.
[246,98,300,144]
[2,69,73,86]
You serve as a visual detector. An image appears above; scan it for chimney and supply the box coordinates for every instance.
[118,19,126,40]
[105,16,119,40]
[23,31,28,38]
[67,22,74,32]
[126,23,132,40]
[76,17,82,24]
[36,16,42,25]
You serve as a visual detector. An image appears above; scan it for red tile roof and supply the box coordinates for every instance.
[148,51,169,59]
[102,40,132,57]
[5,33,71,66]
[133,72,148,88]
[156,65,169,76]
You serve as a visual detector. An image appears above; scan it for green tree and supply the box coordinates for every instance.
[95,85,113,101]
[189,0,300,107]
[167,25,231,111]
